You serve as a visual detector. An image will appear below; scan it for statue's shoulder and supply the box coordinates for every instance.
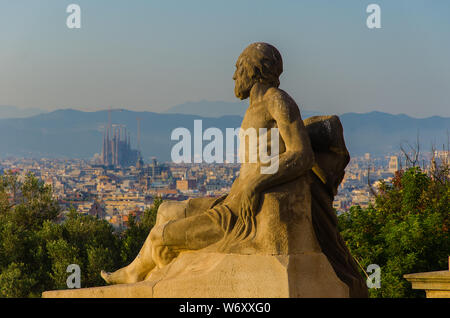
[265,87,301,121]
[265,87,295,105]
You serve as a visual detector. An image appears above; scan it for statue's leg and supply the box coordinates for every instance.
[101,200,190,284]
[150,211,225,268]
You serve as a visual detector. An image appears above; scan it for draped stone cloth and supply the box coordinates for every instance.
[305,115,368,298]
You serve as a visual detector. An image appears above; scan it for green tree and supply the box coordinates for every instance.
[0,263,37,298]
[52,209,123,287]
[0,171,126,296]
[0,172,60,297]
[339,167,450,298]
[86,245,116,286]
[0,169,165,297]
[46,239,82,289]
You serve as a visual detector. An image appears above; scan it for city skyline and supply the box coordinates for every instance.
[1,1,450,118]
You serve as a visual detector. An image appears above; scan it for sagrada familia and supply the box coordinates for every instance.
[101,124,141,168]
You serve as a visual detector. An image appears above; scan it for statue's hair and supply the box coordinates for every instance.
[238,42,283,87]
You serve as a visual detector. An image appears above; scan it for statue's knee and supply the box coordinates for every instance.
[149,225,164,247]
[158,201,171,212]
[156,201,187,224]
[155,202,170,224]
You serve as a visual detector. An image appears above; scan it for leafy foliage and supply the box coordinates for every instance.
[0,171,161,297]
[339,167,450,298]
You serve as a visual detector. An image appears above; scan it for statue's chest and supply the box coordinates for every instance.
[241,104,273,131]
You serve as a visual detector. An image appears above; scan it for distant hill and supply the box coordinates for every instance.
[340,111,450,155]
[0,109,448,161]
[163,100,322,119]
[0,105,47,119]
[0,109,242,161]
[164,100,249,117]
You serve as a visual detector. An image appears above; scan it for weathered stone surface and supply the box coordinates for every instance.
[43,251,348,298]
[404,268,450,298]
[43,280,154,298]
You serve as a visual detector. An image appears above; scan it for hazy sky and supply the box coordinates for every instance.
[1,0,449,117]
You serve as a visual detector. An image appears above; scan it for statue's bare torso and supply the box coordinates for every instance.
[224,87,305,213]
[239,89,284,177]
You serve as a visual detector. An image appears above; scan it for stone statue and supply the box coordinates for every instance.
[92,42,367,297]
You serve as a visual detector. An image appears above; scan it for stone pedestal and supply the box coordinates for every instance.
[404,257,450,298]
[42,251,349,298]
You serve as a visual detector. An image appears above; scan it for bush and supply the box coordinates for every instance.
[0,171,162,297]
[339,167,450,297]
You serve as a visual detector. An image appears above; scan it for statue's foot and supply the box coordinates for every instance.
[101,269,131,285]
[100,270,114,284]
[101,268,143,285]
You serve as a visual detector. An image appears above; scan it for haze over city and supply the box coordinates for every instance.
[1,0,450,118]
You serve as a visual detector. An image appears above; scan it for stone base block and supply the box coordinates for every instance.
[42,251,349,298]
[404,269,450,298]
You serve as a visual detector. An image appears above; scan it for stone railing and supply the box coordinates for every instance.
[404,257,450,298]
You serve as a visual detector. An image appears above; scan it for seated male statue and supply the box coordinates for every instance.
[101,42,367,297]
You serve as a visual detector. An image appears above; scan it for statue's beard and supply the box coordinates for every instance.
[234,79,252,100]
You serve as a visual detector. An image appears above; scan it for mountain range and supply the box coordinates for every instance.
[0,105,47,119]
[0,104,448,161]
[164,100,322,118]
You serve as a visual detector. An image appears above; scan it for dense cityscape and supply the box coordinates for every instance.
[1,148,447,232]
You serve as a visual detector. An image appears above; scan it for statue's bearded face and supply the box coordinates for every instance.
[233,58,254,100]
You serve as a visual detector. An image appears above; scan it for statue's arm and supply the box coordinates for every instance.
[250,89,314,194]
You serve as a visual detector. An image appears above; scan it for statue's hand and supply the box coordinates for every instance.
[239,184,261,220]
